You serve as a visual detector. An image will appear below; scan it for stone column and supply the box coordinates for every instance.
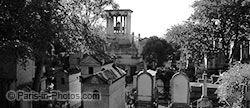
[106,16,113,34]
[115,16,118,33]
[120,16,123,33]
[124,16,126,34]
[126,14,131,34]
[106,17,110,34]
[110,16,114,35]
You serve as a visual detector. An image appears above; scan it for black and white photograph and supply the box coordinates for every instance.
[1,0,250,108]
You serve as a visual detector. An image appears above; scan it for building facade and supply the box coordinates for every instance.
[69,54,113,77]
[104,9,143,76]
[81,63,126,108]
[53,68,82,108]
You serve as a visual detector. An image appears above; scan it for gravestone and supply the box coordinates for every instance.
[170,72,190,108]
[136,70,157,108]
[156,79,164,94]
[137,72,153,101]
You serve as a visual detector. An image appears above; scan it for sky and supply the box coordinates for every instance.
[114,0,196,38]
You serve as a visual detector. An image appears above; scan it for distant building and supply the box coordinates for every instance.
[51,67,82,108]
[53,53,113,108]
[104,9,143,76]
[81,63,126,108]
[69,53,113,77]
[230,37,250,63]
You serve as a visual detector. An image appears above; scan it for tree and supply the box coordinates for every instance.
[165,23,192,65]
[165,0,250,66]
[142,36,179,69]
[216,63,250,108]
[165,22,214,68]
[1,0,63,91]
[0,0,118,92]
[190,0,250,64]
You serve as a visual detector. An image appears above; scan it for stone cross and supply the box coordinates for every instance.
[202,72,208,97]
[197,54,212,108]
[203,53,208,97]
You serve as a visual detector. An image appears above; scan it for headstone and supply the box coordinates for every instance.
[137,72,153,101]
[136,70,157,108]
[170,72,190,108]
[156,79,164,94]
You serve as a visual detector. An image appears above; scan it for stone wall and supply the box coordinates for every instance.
[54,72,69,92]
[16,59,35,86]
[80,66,101,75]
[82,83,109,108]
[109,76,126,108]
[69,72,81,108]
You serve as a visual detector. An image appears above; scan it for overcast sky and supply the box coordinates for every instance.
[114,0,196,38]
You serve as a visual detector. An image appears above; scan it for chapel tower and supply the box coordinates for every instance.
[104,9,143,76]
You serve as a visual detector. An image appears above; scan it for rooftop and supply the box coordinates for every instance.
[82,63,126,84]
[105,9,133,16]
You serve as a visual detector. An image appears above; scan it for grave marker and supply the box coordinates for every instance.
[136,69,157,108]
[170,72,190,108]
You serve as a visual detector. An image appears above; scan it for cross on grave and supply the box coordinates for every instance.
[197,72,213,108]
[202,72,208,98]
[197,54,213,108]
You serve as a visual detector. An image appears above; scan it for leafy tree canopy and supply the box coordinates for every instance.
[165,0,250,66]
[0,0,118,91]
[216,63,250,107]
[142,36,180,69]
[165,22,214,65]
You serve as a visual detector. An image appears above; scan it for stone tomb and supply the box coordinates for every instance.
[170,72,190,108]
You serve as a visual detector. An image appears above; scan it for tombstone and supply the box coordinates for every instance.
[156,79,164,95]
[136,70,157,108]
[170,72,190,108]
[137,72,153,101]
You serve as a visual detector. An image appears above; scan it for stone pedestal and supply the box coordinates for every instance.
[169,103,189,108]
[197,96,212,108]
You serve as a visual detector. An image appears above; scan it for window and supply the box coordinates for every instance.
[89,67,94,74]
[61,78,65,84]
